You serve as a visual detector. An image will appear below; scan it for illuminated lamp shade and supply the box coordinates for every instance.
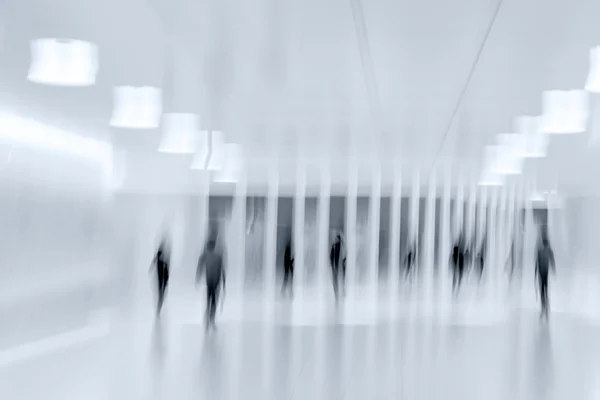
[110,86,162,129]
[190,130,210,170]
[158,113,200,154]
[213,143,243,183]
[585,46,600,93]
[514,116,548,158]
[539,90,589,134]
[28,38,98,86]
[207,131,225,171]
[493,133,524,175]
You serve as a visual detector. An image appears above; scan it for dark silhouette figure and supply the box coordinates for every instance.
[476,238,486,281]
[535,233,555,321]
[281,237,294,298]
[403,241,417,279]
[150,240,170,315]
[197,238,226,330]
[330,233,346,300]
[451,235,467,294]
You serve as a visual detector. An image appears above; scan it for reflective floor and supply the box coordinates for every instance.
[2,274,600,400]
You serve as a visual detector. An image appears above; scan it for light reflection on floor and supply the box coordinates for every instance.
[2,277,600,400]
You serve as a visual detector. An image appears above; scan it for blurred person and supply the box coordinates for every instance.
[149,239,170,315]
[329,232,346,300]
[535,230,555,321]
[476,237,486,281]
[197,236,227,331]
[404,241,418,279]
[451,235,466,294]
[281,235,295,298]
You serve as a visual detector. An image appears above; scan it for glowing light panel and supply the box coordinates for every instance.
[539,90,589,134]
[28,38,98,86]
[110,86,162,129]
[158,113,200,154]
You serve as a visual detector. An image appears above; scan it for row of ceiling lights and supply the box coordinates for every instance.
[480,46,600,187]
[26,38,241,183]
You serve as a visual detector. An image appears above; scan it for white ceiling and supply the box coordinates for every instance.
[1,0,600,195]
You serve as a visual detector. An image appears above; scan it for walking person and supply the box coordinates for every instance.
[330,232,346,300]
[149,239,170,316]
[535,231,555,321]
[197,237,227,331]
[281,236,294,298]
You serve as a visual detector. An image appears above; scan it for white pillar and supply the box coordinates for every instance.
[316,161,331,303]
[346,162,358,297]
[368,163,381,295]
[231,170,247,295]
[466,179,477,259]
[388,165,402,301]
[439,167,452,304]
[293,160,306,298]
[409,169,420,266]
[263,160,279,307]
[455,173,465,239]
[486,187,499,301]
[424,170,437,303]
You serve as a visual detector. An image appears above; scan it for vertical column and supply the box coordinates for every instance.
[263,160,279,306]
[231,169,247,295]
[466,178,477,258]
[455,172,465,239]
[439,167,452,303]
[497,186,509,297]
[409,169,420,271]
[316,161,331,303]
[486,187,499,301]
[346,161,358,297]
[389,165,402,300]
[368,162,381,294]
[424,170,437,303]
[293,160,306,299]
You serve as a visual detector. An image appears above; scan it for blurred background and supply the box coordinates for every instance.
[3,0,600,398]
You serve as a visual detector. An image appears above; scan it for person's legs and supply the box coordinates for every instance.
[157,270,165,314]
[209,285,220,327]
[331,264,339,299]
[281,267,290,295]
[205,286,215,329]
[541,278,549,319]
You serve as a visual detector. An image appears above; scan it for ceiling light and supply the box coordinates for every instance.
[493,134,523,175]
[480,146,506,186]
[514,116,548,158]
[28,38,98,86]
[110,86,162,129]
[158,113,200,154]
[539,90,589,134]
[585,46,600,93]
[190,130,210,170]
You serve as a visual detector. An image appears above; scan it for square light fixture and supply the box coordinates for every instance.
[110,86,162,129]
[539,90,589,134]
[28,38,98,86]
[514,116,548,158]
[158,113,200,154]
[493,134,524,175]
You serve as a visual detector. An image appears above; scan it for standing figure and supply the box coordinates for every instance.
[329,233,346,300]
[535,231,555,320]
[403,241,418,279]
[197,237,227,330]
[281,236,295,298]
[150,239,170,316]
[451,235,466,294]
